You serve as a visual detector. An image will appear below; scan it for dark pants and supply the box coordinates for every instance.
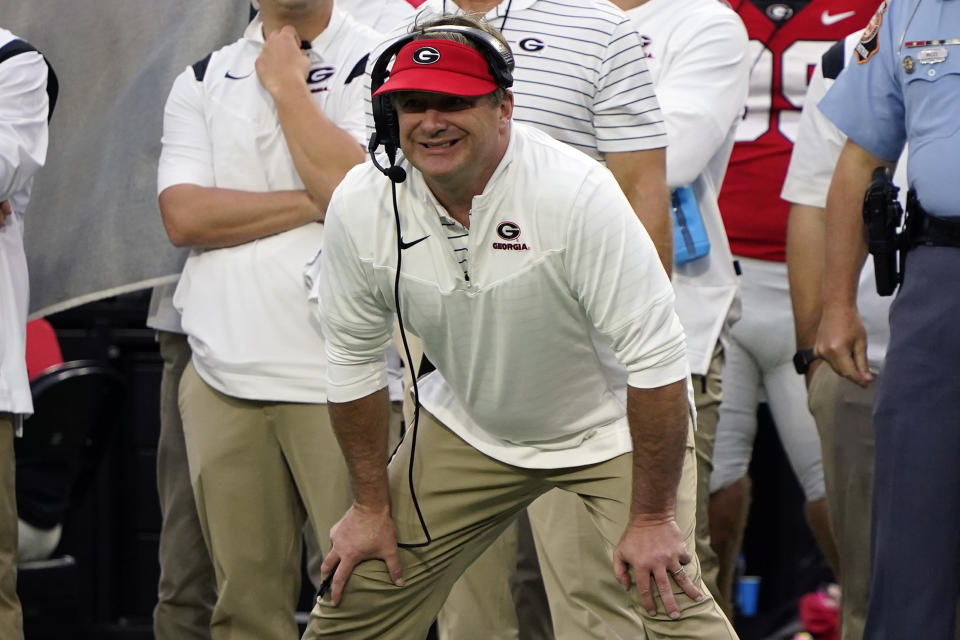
[866,246,960,640]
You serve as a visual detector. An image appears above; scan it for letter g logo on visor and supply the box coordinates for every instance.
[412,46,441,64]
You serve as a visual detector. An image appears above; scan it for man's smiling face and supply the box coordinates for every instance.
[394,90,512,187]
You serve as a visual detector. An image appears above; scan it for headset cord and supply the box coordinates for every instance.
[389,176,433,550]
[315,175,430,602]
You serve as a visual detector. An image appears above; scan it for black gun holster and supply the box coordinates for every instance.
[862,167,905,296]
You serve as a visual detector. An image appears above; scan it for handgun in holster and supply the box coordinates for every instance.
[862,166,904,296]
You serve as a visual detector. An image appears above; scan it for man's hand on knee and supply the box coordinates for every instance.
[320,502,405,606]
[613,518,704,619]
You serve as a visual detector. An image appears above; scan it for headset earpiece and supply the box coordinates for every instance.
[369,34,416,166]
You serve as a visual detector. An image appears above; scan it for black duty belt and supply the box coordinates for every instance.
[906,193,960,249]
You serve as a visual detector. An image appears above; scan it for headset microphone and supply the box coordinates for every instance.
[383,163,407,184]
[370,151,407,183]
[367,130,407,183]
[369,143,407,183]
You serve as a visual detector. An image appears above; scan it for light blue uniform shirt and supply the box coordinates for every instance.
[820,0,960,219]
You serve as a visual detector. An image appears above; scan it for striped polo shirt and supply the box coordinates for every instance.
[365,0,666,161]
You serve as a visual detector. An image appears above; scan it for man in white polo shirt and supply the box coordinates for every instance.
[364,4,673,635]
[0,25,50,640]
[148,4,413,639]
[301,20,736,640]
[156,1,379,638]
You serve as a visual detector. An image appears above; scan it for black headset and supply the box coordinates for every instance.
[368,24,516,183]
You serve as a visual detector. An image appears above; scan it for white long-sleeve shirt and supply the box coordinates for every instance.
[0,26,49,421]
[626,0,750,375]
[312,123,689,469]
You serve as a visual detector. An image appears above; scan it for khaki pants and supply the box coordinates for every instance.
[528,345,723,640]
[691,344,724,609]
[305,400,404,588]
[154,332,216,640]
[403,333,551,640]
[528,346,727,639]
[0,413,22,640]
[438,521,522,640]
[807,364,873,640]
[447,347,726,640]
[302,409,735,639]
[437,511,554,640]
[179,362,351,640]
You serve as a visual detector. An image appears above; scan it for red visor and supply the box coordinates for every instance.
[373,38,499,97]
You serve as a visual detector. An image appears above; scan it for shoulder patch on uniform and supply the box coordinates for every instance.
[192,52,213,82]
[856,0,888,64]
[822,39,846,80]
[345,53,369,85]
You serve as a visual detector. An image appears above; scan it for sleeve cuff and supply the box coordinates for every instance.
[626,357,689,390]
[325,360,389,403]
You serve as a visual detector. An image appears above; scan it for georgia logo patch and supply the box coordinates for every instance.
[307,65,335,93]
[413,46,441,64]
[493,221,529,251]
[518,38,545,52]
[856,0,888,64]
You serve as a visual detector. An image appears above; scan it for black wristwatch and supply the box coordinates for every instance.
[792,348,820,375]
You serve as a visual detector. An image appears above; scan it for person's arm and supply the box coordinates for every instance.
[159,184,321,248]
[613,380,702,618]
[595,17,673,276]
[651,12,750,189]
[256,25,365,214]
[313,180,404,604]
[157,66,326,248]
[606,149,673,277]
[0,47,49,214]
[786,204,826,383]
[567,168,700,615]
[610,12,749,278]
[320,387,404,606]
[782,37,853,384]
[815,139,891,387]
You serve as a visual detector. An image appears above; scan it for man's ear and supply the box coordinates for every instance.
[499,90,514,123]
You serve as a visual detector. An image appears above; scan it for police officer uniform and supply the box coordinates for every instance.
[820,0,960,637]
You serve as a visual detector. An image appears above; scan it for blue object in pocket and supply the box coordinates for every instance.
[672,186,710,265]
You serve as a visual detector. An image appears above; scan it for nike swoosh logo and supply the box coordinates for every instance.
[821,10,856,25]
[399,235,429,250]
[224,70,252,80]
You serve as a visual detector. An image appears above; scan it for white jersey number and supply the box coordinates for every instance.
[737,39,834,143]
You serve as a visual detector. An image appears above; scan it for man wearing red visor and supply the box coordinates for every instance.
[301,21,737,639]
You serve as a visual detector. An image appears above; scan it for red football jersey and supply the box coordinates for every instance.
[719,0,877,261]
